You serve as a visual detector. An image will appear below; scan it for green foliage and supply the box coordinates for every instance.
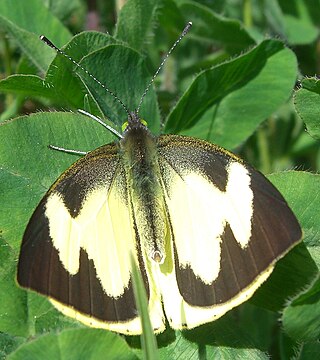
[295,77,320,140]
[0,0,319,359]
[7,329,138,360]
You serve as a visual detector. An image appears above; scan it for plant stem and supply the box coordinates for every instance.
[257,123,271,174]
[243,0,252,28]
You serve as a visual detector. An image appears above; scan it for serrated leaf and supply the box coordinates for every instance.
[37,31,118,111]
[38,31,160,132]
[294,78,320,140]
[38,32,118,111]
[0,75,56,99]
[282,275,320,342]
[79,44,161,131]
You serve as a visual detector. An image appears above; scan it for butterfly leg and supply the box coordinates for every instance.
[48,144,88,155]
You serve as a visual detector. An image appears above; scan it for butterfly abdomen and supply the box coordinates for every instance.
[121,123,168,264]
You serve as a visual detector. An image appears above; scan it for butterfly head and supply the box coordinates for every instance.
[120,110,155,156]
[122,111,148,133]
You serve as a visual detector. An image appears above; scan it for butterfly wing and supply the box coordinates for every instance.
[17,143,164,334]
[157,134,302,330]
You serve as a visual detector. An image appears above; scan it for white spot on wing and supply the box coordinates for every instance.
[45,184,135,298]
[165,160,253,285]
[225,161,253,248]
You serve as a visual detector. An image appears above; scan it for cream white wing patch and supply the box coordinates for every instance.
[45,183,134,298]
[161,160,253,285]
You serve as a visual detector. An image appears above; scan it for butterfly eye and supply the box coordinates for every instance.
[141,119,148,126]
[122,121,129,132]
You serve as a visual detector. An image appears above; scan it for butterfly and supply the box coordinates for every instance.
[17,23,302,335]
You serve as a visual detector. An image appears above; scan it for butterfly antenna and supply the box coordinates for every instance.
[136,21,192,115]
[40,35,131,117]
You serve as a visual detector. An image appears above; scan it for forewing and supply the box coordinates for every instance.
[17,143,164,334]
[157,134,302,330]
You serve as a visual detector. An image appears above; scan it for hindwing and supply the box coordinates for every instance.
[156,134,302,329]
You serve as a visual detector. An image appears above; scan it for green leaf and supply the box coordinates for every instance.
[293,341,320,360]
[115,0,159,51]
[251,243,317,312]
[189,47,296,149]
[158,332,199,360]
[0,331,24,359]
[178,1,255,52]
[34,31,161,132]
[294,77,320,140]
[0,31,122,103]
[43,32,118,110]
[157,317,269,360]
[165,39,297,150]
[0,236,29,337]
[0,74,56,99]
[79,44,160,131]
[7,329,138,360]
[0,0,71,71]
[282,275,320,342]
[279,0,319,45]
